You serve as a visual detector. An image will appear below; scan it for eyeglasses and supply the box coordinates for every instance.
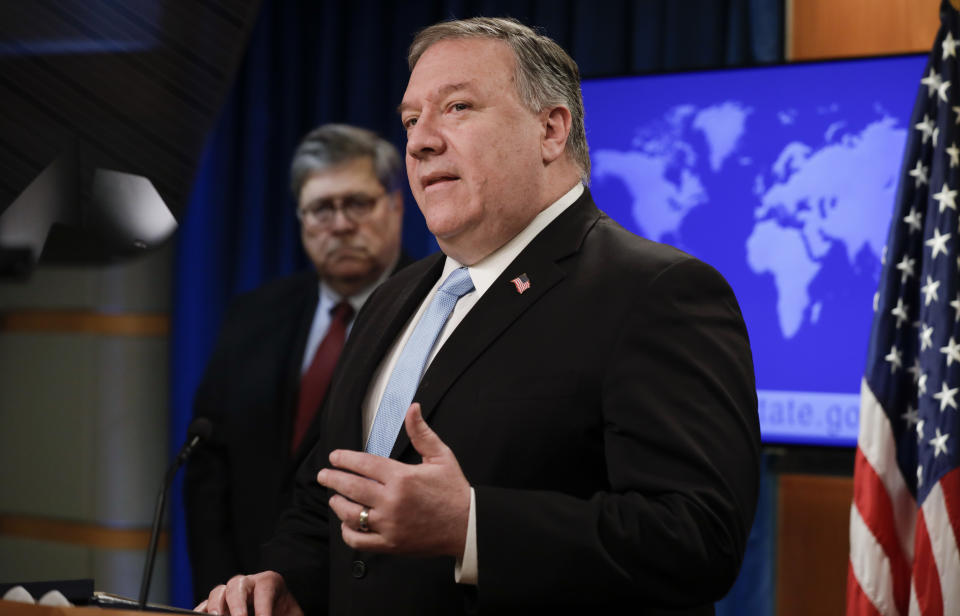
[296,192,385,227]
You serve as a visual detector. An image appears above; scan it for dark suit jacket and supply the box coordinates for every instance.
[185,259,409,601]
[263,191,761,615]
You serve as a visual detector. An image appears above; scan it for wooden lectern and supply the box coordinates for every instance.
[0,602,142,616]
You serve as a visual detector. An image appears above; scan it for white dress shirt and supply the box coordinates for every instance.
[360,182,584,585]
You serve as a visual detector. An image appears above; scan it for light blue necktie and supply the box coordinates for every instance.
[365,267,475,457]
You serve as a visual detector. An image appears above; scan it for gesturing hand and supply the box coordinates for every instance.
[316,403,470,557]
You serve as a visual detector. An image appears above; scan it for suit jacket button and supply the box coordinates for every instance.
[352,560,367,579]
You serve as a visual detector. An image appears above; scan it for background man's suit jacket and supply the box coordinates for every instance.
[185,270,328,599]
[185,259,409,600]
[263,191,761,616]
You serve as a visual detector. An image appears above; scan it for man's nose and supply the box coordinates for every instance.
[406,112,444,160]
[329,206,357,233]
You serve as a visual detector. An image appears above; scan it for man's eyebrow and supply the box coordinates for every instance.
[397,81,475,115]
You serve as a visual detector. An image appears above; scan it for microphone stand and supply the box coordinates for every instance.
[137,461,180,609]
[138,420,210,609]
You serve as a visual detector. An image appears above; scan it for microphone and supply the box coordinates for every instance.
[138,418,213,609]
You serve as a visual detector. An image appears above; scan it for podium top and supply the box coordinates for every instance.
[0,600,143,616]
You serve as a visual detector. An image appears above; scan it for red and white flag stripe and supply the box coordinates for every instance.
[848,380,960,616]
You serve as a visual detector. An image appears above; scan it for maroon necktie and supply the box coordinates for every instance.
[291,301,354,452]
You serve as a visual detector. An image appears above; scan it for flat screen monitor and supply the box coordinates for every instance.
[582,53,928,446]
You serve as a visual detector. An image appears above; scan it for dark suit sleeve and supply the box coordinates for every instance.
[474,257,761,609]
[184,341,243,602]
[259,438,332,615]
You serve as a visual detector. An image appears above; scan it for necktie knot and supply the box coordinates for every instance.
[438,267,474,299]
[331,300,355,324]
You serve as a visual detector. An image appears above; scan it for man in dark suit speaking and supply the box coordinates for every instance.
[197,17,760,615]
[184,124,405,600]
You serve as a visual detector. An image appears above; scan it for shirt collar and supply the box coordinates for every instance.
[440,182,584,297]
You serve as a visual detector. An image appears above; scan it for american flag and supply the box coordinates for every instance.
[847,2,960,614]
[510,273,530,294]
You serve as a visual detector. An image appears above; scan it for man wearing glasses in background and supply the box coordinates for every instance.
[184,124,407,601]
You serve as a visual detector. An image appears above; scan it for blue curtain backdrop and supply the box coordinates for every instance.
[169,0,783,609]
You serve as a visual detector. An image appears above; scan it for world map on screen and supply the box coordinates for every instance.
[582,55,927,445]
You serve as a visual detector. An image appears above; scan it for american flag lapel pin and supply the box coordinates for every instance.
[510,273,531,294]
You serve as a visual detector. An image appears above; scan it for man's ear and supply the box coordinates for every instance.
[541,105,572,164]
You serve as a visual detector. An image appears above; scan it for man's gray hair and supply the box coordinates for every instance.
[290,124,404,198]
[408,17,590,181]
